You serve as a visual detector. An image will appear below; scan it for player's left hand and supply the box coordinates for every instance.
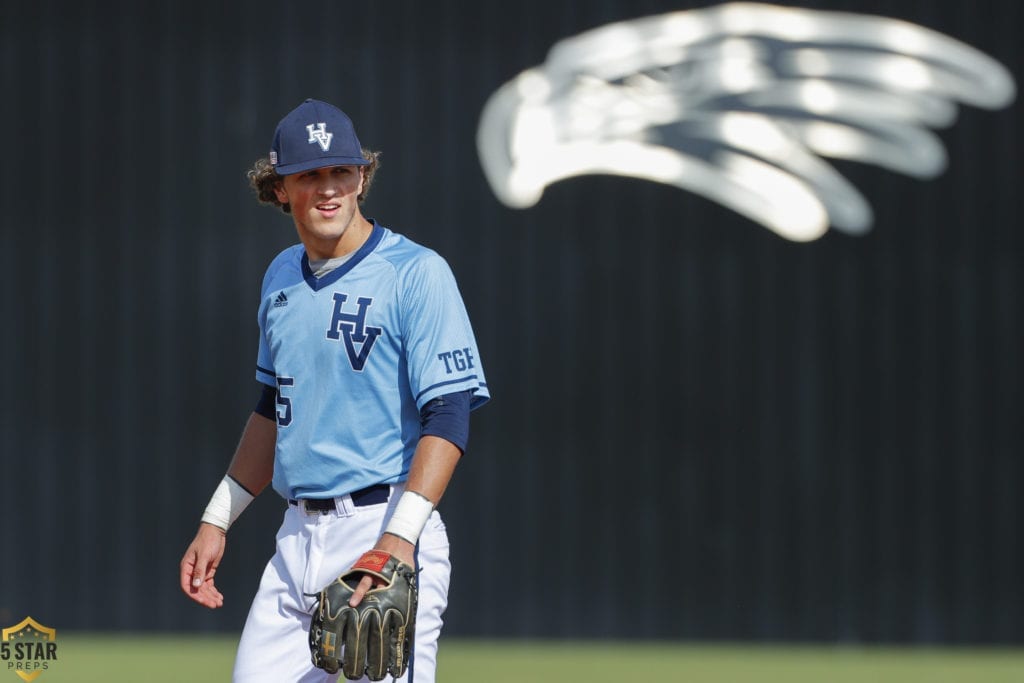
[348,534,415,607]
[309,549,419,680]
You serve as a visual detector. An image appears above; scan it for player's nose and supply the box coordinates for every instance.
[317,181,338,197]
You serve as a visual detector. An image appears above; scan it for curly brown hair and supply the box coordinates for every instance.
[246,149,382,213]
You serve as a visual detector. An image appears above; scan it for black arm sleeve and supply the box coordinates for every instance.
[419,390,472,454]
[254,383,277,421]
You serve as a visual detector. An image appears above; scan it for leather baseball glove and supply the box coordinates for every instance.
[309,550,418,681]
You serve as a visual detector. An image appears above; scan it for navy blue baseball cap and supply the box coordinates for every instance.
[269,99,370,175]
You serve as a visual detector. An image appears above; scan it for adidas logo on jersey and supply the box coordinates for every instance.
[273,291,289,308]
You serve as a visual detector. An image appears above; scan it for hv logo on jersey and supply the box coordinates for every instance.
[307,122,333,151]
[326,293,381,371]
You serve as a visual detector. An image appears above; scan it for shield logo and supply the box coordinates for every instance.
[1,617,57,682]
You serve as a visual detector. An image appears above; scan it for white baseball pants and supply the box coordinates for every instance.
[232,486,451,682]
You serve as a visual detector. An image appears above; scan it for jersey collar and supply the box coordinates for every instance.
[300,220,384,292]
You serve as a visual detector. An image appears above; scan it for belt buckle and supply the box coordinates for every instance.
[300,499,333,515]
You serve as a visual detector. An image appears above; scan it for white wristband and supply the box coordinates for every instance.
[384,491,435,545]
[201,476,255,531]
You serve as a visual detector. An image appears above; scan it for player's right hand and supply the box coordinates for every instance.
[179,522,227,609]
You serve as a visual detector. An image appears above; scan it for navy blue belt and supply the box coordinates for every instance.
[289,483,391,512]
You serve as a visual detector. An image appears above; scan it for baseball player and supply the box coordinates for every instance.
[178,98,489,682]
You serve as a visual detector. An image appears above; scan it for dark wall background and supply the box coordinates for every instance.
[0,0,1020,644]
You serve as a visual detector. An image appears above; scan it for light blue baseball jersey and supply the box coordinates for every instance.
[255,222,489,500]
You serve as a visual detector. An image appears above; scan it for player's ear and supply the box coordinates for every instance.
[273,180,288,205]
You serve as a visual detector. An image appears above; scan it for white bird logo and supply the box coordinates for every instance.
[476,2,1016,241]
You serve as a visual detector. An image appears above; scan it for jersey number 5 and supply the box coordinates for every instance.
[276,376,294,427]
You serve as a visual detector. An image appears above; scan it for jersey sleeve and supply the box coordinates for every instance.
[256,305,276,387]
[400,252,490,411]
[255,258,281,388]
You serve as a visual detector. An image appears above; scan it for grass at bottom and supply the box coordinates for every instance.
[32,633,236,682]
[31,635,1024,683]
[439,640,1024,683]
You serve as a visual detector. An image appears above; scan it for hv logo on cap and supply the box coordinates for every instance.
[307,123,333,151]
[270,98,370,175]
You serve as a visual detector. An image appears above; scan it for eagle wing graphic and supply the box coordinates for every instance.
[476,2,1016,240]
